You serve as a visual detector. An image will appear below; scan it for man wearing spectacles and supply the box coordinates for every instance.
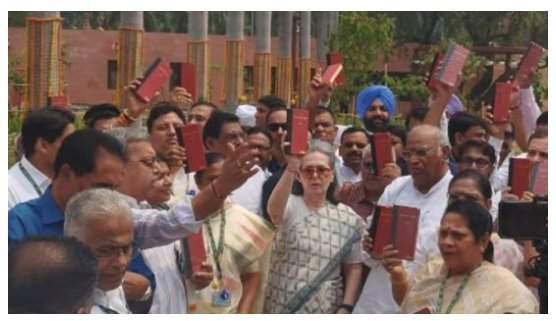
[246,127,274,178]
[65,188,136,314]
[264,107,289,174]
[355,125,453,314]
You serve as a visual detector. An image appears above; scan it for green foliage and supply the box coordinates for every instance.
[328,12,395,113]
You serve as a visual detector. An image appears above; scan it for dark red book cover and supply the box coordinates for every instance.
[134,57,173,103]
[186,231,207,274]
[176,123,207,173]
[530,160,548,196]
[372,205,420,261]
[180,62,197,102]
[321,63,343,85]
[370,133,394,176]
[285,109,309,155]
[326,52,345,86]
[493,82,512,123]
[513,42,546,88]
[436,42,470,87]
[426,53,444,91]
[509,158,532,198]
[48,95,69,108]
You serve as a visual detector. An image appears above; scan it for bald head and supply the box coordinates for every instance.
[405,125,450,193]
[9,236,98,313]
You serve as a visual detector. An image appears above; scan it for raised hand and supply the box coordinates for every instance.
[215,142,260,196]
[124,77,151,119]
[482,104,509,139]
[169,86,193,112]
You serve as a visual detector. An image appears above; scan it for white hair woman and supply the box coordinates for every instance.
[265,140,366,314]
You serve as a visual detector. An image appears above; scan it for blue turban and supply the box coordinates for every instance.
[356,85,396,120]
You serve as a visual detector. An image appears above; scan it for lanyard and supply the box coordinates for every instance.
[435,269,473,314]
[18,162,42,196]
[204,209,226,281]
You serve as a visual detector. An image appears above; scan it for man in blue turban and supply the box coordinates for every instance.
[356,85,396,133]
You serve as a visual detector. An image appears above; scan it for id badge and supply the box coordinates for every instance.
[211,289,231,307]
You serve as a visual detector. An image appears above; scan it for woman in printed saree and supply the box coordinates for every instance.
[193,152,276,313]
[378,199,538,313]
[265,140,366,314]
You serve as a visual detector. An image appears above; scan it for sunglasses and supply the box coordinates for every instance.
[299,166,332,179]
[267,123,288,132]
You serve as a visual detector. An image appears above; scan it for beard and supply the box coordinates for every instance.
[363,116,389,133]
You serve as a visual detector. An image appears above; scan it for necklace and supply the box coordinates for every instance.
[435,264,480,314]
[204,209,226,288]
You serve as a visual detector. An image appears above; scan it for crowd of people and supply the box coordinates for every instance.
[8,63,547,314]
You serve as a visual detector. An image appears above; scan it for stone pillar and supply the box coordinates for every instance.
[224,12,244,111]
[298,11,312,107]
[25,11,63,109]
[315,11,329,65]
[253,11,271,101]
[117,11,144,109]
[188,11,209,101]
[276,11,293,105]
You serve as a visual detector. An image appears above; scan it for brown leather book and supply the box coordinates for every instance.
[530,160,548,196]
[493,82,512,123]
[436,42,470,87]
[508,157,532,198]
[513,42,546,88]
[321,63,343,85]
[285,109,309,155]
[371,205,420,261]
[134,57,173,103]
[180,62,197,102]
[176,123,207,173]
[181,231,207,277]
[426,53,444,91]
[326,52,345,86]
[370,132,394,176]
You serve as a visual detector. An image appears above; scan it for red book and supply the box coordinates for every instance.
[513,42,546,88]
[370,133,394,176]
[493,82,512,123]
[426,53,444,91]
[285,109,309,155]
[48,95,69,108]
[321,63,343,85]
[134,57,173,103]
[371,205,420,261]
[176,123,207,173]
[186,230,207,272]
[436,42,470,87]
[326,52,345,86]
[509,158,532,198]
[530,160,548,196]
[180,62,197,102]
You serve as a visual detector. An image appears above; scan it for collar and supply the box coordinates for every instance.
[20,156,50,187]
[340,164,359,178]
[415,170,453,198]
[38,187,65,225]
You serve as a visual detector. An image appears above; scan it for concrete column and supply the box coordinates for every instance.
[253,11,272,100]
[188,11,209,101]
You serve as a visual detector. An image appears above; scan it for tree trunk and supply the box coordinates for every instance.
[253,11,272,101]
[25,11,63,110]
[117,11,144,109]
[224,12,244,111]
[188,11,209,101]
[276,11,293,105]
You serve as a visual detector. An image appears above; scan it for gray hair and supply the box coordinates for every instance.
[409,124,450,147]
[305,139,336,169]
[108,127,150,157]
[64,188,133,239]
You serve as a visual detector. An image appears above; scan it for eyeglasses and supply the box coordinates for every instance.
[133,157,157,169]
[96,242,139,260]
[458,157,491,169]
[299,166,332,179]
[267,123,288,132]
[402,145,438,159]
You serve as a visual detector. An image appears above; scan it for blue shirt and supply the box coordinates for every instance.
[8,186,64,248]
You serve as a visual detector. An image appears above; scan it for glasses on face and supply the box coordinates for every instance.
[299,166,332,179]
[96,242,139,260]
[267,123,288,132]
[447,192,484,205]
[458,157,491,169]
[134,157,157,169]
[402,145,438,159]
